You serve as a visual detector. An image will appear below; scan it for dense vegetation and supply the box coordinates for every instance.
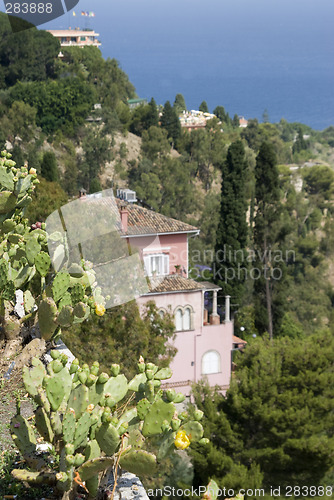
[190,332,334,492]
[1,13,334,495]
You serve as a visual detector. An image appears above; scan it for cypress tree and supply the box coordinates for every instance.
[253,141,281,338]
[214,140,248,306]
[199,100,209,113]
[173,93,187,114]
[160,100,181,146]
[40,151,58,182]
[147,97,159,128]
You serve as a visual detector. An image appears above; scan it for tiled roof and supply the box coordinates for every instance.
[233,335,247,345]
[198,281,222,291]
[115,199,198,236]
[146,275,205,294]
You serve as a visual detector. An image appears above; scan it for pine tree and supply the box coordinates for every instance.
[190,332,334,490]
[214,140,248,307]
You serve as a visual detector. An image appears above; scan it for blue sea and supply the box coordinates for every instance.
[14,0,334,130]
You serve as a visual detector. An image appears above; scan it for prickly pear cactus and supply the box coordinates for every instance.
[0,150,107,359]
[11,354,208,497]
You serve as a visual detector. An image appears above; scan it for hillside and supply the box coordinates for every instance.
[1,11,334,339]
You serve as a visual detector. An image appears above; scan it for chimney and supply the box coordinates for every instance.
[120,205,128,233]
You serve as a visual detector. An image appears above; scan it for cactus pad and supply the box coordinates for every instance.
[56,305,74,328]
[73,411,91,450]
[180,421,204,442]
[23,290,36,313]
[142,400,175,437]
[34,407,54,443]
[67,384,89,419]
[96,422,120,456]
[58,292,72,310]
[35,252,51,277]
[100,374,128,407]
[38,297,58,340]
[45,374,65,411]
[128,373,147,392]
[119,450,157,476]
[0,191,17,214]
[154,367,172,380]
[22,358,46,397]
[84,439,101,462]
[10,415,37,455]
[77,457,114,481]
[25,237,41,265]
[62,411,76,444]
[52,271,70,302]
[70,283,85,304]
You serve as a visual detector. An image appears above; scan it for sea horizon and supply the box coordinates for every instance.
[4,0,334,130]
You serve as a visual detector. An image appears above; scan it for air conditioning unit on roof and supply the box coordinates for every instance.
[116,189,137,203]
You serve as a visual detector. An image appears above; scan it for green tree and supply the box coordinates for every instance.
[191,333,334,490]
[173,93,186,114]
[214,141,249,306]
[25,177,68,222]
[292,127,308,154]
[213,106,229,123]
[40,151,58,182]
[160,101,181,146]
[79,127,111,190]
[6,101,37,143]
[90,177,102,193]
[241,118,262,151]
[129,99,159,136]
[253,142,281,338]
[141,126,170,162]
[232,114,240,128]
[199,100,209,113]
[190,381,263,492]
[0,13,60,89]
[9,78,95,135]
[303,165,334,198]
[62,301,176,379]
[147,97,159,128]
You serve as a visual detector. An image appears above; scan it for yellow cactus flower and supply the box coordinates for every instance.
[95,303,106,316]
[174,430,190,450]
[29,168,37,175]
[87,404,95,412]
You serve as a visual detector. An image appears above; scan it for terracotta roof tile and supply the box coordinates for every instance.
[233,335,247,345]
[116,199,198,236]
[146,275,205,294]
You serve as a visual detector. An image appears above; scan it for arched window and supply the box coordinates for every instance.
[158,309,165,319]
[202,350,221,375]
[183,307,191,330]
[174,306,193,331]
[175,308,183,331]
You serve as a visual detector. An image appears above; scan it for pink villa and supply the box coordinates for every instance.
[114,190,234,397]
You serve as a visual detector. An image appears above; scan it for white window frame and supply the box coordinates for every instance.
[202,350,221,375]
[144,253,169,277]
[174,305,194,331]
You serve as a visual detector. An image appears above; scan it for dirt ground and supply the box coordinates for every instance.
[0,346,35,451]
